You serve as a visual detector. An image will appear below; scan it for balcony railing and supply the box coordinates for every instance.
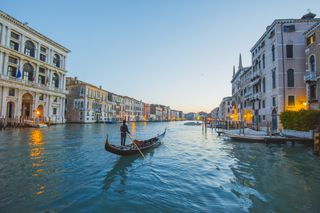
[304,71,317,82]
[0,74,68,94]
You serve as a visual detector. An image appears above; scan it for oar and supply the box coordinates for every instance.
[128,134,145,159]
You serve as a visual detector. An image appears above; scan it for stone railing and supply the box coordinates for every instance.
[0,74,68,94]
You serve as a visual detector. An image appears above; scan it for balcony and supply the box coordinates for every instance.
[0,74,68,94]
[304,71,317,83]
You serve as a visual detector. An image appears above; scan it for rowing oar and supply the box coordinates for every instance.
[128,134,145,159]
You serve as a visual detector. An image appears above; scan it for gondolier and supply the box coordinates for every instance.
[120,120,130,146]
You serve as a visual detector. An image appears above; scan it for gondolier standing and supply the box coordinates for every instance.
[120,120,130,146]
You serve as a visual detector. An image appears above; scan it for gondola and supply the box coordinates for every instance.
[105,129,166,156]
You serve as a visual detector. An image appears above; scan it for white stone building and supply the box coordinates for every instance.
[0,10,70,124]
[249,12,319,130]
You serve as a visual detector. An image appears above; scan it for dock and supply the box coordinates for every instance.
[224,133,314,146]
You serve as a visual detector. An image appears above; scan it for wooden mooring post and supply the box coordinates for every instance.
[314,129,320,155]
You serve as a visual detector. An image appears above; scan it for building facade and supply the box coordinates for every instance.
[0,11,70,124]
[66,77,108,123]
[304,22,320,110]
[218,97,232,121]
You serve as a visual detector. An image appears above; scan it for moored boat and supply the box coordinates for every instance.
[105,129,166,156]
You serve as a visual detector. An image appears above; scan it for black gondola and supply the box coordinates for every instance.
[105,129,166,156]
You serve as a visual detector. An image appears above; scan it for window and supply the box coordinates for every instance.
[286,45,293,58]
[283,25,295,32]
[309,55,315,72]
[262,54,265,69]
[52,73,59,88]
[272,97,277,107]
[263,115,266,120]
[8,57,18,64]
[24,40,35,57]
[10,40,19,51]
[306,33,315,46]
[288,96,295,106]
[53,108,57,115]
[40,46,47,62]
[262,77,266,92]
[262,100,265,108]
[8,88,15,96]
[40,46,47,53]
[10,31,20,40]
[39,68,46,85]
[287,69,294,87]
[272,70,276,89]
[40,54,46,62]
[39,94,44,101]
[7,66,17,77]
[272,44,275,61]
[22,63,34,81]
[53,54,60,68]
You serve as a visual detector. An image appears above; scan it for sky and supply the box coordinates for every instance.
[1,0,320,113]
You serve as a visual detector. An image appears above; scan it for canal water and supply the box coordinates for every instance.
[0,122,320,212]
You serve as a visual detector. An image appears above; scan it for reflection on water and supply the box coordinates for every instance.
[130,122,136,136]
[29,129,46,195]
[103,156,137,191]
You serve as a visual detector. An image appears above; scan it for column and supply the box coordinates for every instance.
[63,56,66,70]
[0,24,5,46]
[47,95,51,119]
[3,53,8,76]
[5,27,10,47]
[36,42,41,60]
[21,34,25,53]
[0,52,3,75]
[49,69,53,88]
[35,64,39,85]
[1,87,7,117]
[48,49,52,64]
[60,97,64,122]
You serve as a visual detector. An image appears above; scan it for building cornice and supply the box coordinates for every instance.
[0,10,71,53]
[250,18,320,52]
[304,22,320,36]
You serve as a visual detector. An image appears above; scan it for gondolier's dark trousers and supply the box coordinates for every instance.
[121,133,127,146]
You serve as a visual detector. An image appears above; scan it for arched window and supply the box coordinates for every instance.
[23,63,34,81]
[310,55,315,72]
[52,73,59,88]
[53,54,60,68]
[272,44,275,61]
[287,69,294,87]
[24,40,35,57]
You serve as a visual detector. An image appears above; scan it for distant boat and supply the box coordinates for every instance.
[104,119,117,124]
[184,121,201,126]
[105,129,166,156]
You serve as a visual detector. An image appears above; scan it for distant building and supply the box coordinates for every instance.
[143,103,150,121]
[304,22,320,110]
[150,104,162,121]
[218,97,232,121]
[0,10,70,124]
[66,77,108,123]
[210,107,219,120]
[184,112,198,120]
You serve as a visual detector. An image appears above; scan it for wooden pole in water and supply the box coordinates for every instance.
[314,129,320,155]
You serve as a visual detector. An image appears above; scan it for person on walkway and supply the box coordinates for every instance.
[120,120,130,146]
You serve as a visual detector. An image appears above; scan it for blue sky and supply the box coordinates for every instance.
[1,0,320,112]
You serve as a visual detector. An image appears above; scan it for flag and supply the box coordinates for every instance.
[45,72,49,85]
[16,67,22,79]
